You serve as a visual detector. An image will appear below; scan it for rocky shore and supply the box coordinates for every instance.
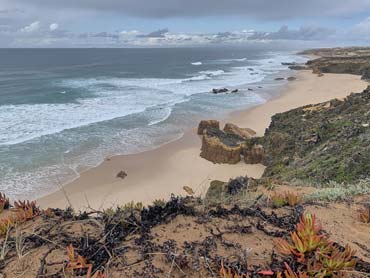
[296,47,370,80]
[3,47,369,277]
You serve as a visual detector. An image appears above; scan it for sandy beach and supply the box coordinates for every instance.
[38,70,368,210]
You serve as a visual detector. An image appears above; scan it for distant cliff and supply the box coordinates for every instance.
[300,47,370,80]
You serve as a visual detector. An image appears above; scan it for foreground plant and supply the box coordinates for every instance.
[277,263,310,278]
[0,200,41,237]
[358,207,370,223]
[0,193,10,212]
[219,263,249,278]
[275,213,356,277]
[66,245,107,278]
[66,244,93,277]
[270,192,302,208]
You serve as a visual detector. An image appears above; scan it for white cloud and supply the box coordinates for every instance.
[49,23,59,31]
[248,25,335,41]
[353,17,370,34]
[20,21,40,32]
[343,17,370,42]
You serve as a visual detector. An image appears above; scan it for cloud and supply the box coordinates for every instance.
[20,21,40,32]
[137,28,169,38]
[3,24,340,48]
[92,32,119,39]
[248,25,335,41]
[49,23,59,31]
[352,17,370,35]
[7,0,370,19]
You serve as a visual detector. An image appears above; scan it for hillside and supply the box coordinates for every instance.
[258,86,370,184]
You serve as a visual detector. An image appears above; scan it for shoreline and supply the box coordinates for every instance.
[38,70,368,210]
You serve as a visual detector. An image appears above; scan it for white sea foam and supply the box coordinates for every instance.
[148,106,173,126]
[213,57,248,64]
[191,61,202,65]
[0,53,303,147]
[0,51,308,199]
[198,70,225,76]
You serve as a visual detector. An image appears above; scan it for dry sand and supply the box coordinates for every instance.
[38,71,368,210]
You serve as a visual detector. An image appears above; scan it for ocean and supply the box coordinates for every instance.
[0,47,306,200]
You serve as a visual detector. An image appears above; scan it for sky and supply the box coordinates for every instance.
[0,0,370,47]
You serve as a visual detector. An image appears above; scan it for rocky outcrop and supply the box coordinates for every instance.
[287,76,297,81]
[212,88,240,94]
[212,88,228,94]
[197,120,220,135]
[200,128,243,164]
[198,121,262,165]
[205,176,258,204]
[289,65,308,70]
[223,123,256,139]
[243,144,266,164]
[301,47,370,80]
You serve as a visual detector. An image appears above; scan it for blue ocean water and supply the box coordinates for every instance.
[0,47,306,199]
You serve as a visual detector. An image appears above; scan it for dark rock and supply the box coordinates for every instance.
[274,77,285,81]
[197,120,220,135]
[289,65,307,70]
[226,176,250,195]
[287,76,297,81]
[205,180,226,203]
[231,89,239,93]
[212,88,229,94]
[248,88,253,91]
[116,171,128,179]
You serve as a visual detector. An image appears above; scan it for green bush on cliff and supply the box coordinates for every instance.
[260,86,370,185]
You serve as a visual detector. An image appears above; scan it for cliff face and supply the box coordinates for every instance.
[300,47,370,80]
[258,86,370,184]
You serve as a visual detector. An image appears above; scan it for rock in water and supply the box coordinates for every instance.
[274,77,285,81]
[289,65,307,70]
[200,128,242,164]
[212,88,229,94]
[287,76,297,81]
[197,120,220,135]
[224,123,256,139]
[281,62,297,66]
[231,89,239,93]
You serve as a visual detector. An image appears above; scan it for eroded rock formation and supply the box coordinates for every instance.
[197,120,220,135]
[200,128,242,164]
[224,123,256,139]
